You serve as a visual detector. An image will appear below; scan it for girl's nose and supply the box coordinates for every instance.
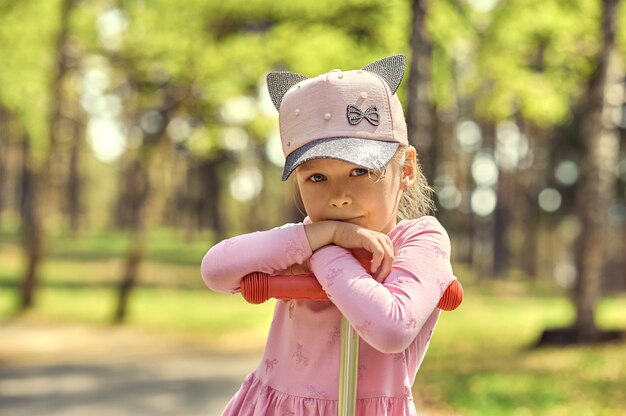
[329,191,352,208]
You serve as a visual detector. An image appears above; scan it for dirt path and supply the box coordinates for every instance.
[0,321,261,415]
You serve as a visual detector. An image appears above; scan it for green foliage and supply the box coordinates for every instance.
[0,0,101,164]
[471,0,600,125]
[428,0,477,108]
[0,0,621,164]
[120,0,410,95]
[102,0,413,163]
[0,0,61,162]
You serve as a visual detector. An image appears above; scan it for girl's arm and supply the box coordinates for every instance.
[309,217,457,354]
[201,223,313,294]
[304,221,396,279]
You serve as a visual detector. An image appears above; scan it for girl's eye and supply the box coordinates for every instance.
[351,168,369,177]
[308,173,326,183]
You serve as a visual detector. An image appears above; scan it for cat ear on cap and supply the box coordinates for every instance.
[266,55,406,111]
[266,72,309,111]
[361,54,406,94]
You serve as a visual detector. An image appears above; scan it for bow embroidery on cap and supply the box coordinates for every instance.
[346,105,380,126]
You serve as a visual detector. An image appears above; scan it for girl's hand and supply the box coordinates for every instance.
[332,222,395,280]
[304,221,395,280]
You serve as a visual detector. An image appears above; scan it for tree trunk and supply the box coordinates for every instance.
[518,120,540,279]
[407,0,437,183]
[164,152,188,232]
[114,157,151,323]
[66,115,83,233]
[493,172,511,277]
[538,0,624,346]
[114,155,150,323]
[65,97,85,234]
[115,237,145,322]
[573,0,621,342]
[19,134,43,309]
[0,109,7,227]
[114,83,185,323]
[479,120,497,278]
[201,157,225,237]
[521,193,539,278]
[19,0,74,310]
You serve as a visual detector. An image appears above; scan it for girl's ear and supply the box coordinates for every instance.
[401,146,418,190]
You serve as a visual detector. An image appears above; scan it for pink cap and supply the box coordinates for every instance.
[266,55,408,180]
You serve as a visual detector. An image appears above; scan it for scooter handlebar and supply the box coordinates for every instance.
[240,272,463,311]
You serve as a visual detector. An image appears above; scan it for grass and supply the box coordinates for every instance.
[419,292,626,415]
[1,228,625,414]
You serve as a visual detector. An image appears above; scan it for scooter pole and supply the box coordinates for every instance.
[338,316,359,416]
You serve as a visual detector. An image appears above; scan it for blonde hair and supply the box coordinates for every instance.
[391,145,435,221]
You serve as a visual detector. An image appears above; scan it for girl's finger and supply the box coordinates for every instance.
[376,235,393,259]
[376,236,394,281]
[379,253,393,281]
[369,242,383,273]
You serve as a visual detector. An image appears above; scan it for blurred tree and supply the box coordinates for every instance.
[22,0,78,309]
[65,70,87,234]
[101,22,198,320]
[0,0,79,309]
[0,107,8,227]
[537,0,624,345]
[407,0,436,181]
[114,84,186,323]
[454,0,602,280]
[572,0,622,343]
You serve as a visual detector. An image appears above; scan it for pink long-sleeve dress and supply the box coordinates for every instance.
[201,216,458,416]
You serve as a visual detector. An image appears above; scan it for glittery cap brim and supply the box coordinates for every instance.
[282,137,400,181]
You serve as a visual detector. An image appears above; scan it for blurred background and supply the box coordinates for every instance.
[0,0,625,415]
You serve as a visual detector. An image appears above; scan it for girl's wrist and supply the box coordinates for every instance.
[303,221,339,252]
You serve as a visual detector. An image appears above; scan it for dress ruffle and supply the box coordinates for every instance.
[222,373,417,416]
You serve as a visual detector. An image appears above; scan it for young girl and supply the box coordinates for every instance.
[202,55,459,416]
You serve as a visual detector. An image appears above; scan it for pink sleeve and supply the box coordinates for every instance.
[309,218,457,354]
[201,223,313,294]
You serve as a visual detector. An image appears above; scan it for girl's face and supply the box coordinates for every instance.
[294,157,404,233]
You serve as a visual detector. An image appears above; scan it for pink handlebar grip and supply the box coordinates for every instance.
[240,272,464,310]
